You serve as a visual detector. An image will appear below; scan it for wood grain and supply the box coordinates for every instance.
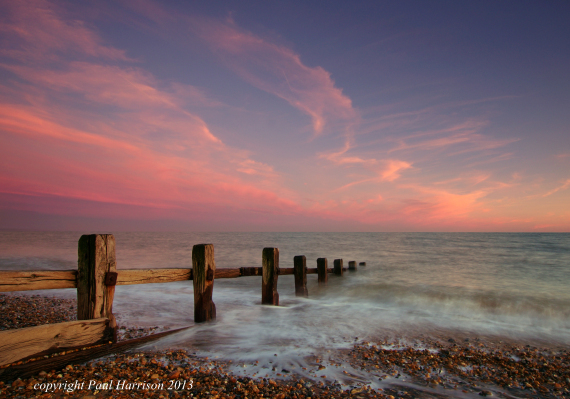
[116,268,192,285]
[0,270,77,292]
[0,318,113,367]
[77,235,116,322]
[215,268,240,279]
[192,244,216,323]
[0,326,190,382]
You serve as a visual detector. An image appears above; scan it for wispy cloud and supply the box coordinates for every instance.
[542,179,570,198]
[0,0,310,224]
[1,0,567,232]
[380,160,412,182]
[0,0,130,62]
[189,16,358,136]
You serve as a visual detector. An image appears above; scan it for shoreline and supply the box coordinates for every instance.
[1,294,569,398]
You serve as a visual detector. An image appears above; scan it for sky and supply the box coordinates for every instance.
[0,0,569,232]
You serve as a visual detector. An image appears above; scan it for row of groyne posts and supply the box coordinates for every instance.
[0,234,365,369]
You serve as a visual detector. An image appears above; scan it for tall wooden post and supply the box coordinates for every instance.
[317,258,328,285]
[334,259,344,276]
[294,255,308,297]
[348,261,357,271]
[77,234,117,342]
[192,244,216,323]
[262,247,279,305]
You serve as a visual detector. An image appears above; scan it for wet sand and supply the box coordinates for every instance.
[1,294,569,398]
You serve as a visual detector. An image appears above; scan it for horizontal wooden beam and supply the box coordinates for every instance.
[0,326,191,382]
[116,268,192,285]
[0,263,330,292]
[216,268,241,278]
[0,270,77,292]
[0,318,113,367]
[240,267,262,276]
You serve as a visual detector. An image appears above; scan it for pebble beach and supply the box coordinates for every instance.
[1,294,569,398]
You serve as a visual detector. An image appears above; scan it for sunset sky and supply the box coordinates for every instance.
[1,0,569,232]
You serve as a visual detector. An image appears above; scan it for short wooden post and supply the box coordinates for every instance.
[262,247,279,305]
[294,255,308,297]
[348,261,357,271]
[317,258,328,285]
[334,259,344,276]
[192,244,216,323]
[359,262,366,266]
[77,234,117,342]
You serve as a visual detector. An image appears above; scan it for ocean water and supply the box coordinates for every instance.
[1,231,569,387]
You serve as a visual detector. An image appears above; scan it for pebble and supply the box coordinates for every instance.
[2,294,570,398]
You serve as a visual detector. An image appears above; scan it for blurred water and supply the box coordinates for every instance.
[1,231,569,383]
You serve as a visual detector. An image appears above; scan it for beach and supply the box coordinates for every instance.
[1,232,569,398]
[1,293,569,398]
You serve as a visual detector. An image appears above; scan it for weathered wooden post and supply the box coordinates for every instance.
[77,234,117,342]
[334,259,344,276]
[192,244,216,322]
[317,258,328,285]
[294,255,308,297]
[359,262,366,266]
[262,247,279,305]
[348,261,357,271]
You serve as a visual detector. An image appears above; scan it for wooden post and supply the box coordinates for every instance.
[359,262,366,266]
[334,259,344,276]
[192,244,216,323]
[262,247,279,305]
[317,258,328,285]
[293,255,308,297]
[77,234,117,342]
[348,261,357,271]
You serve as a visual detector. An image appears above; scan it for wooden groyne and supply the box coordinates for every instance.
[0,234,363,371]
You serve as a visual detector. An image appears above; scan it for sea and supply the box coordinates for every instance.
[1,231,569,389]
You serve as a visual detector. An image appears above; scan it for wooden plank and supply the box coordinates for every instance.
[317,258,328,285]
[215,268,241,279]
[0,326,191,382]
[307,267,318,274]
[192,244,216,323]
[279,267,294,275]
[116,268,192,285]
[262,248,279,305]
[240,267,262,276]
[0,318,113,367]
[0,270,77,292]
[294,255,308,297]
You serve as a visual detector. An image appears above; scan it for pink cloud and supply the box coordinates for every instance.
[0,0,129,62]
[189,16,357,135]
[0,104,140,152]
[542,178,570,197]
[380,160,412,182]
[0,1,314,225]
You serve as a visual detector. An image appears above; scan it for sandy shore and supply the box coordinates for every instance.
[1,294,569,398]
